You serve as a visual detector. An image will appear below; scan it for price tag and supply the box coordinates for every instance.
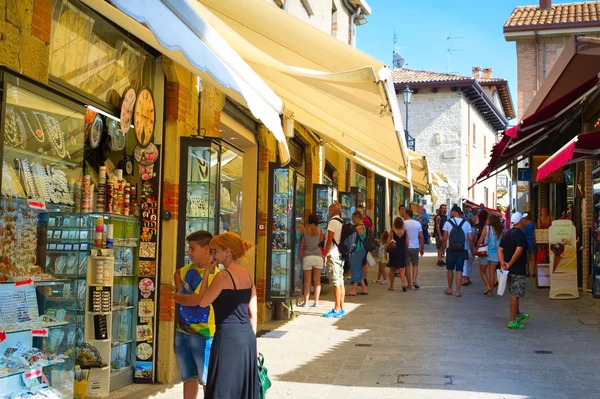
[27,199,46,210]
[31,328,49,337]
[14,278,33,287]
[0,330,6,343]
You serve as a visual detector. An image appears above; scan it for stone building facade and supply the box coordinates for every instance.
[393,69,514,211]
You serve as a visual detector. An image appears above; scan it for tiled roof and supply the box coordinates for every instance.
[391,69,471,84]
[505,2,600,31]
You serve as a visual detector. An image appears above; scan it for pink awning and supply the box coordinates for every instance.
[536,130,600,181]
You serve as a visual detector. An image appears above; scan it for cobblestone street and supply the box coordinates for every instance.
[111,247,600,399]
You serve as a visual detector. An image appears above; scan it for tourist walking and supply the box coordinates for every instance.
[435,205,448,266]
[419,208,430,245]
[498,212,531,329]
[374,231,389,284]
[386,216,407,291]
[301,214,324,308]
[476,214,503,296]
[323,203,345,318]
[347,211,368,296]
[404,209,424,289]
[524,216,537,277]
[462,218,476,287]
[356,205,372,287]
[442,205,473,297]
[190,232,259,399]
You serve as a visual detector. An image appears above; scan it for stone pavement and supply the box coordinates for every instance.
[110,246,600,399]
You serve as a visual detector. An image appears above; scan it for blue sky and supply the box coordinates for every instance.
[356,0,575,121]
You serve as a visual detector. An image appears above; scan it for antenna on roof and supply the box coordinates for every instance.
[446,34,463,74]
[392,29,406,69]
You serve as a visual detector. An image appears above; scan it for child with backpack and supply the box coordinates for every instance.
[374,231,389,284]
[442,205,474,297]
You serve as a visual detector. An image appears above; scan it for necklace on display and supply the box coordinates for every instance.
[19,158,39,199]
[42,114,68,159]
[4,106,25,148]
[21,109,45,143]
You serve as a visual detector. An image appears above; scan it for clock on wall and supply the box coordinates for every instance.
[133,87,155,148]
[120,86,136,134]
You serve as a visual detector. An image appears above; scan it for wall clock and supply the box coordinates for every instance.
[120,87,136,134]
[89,114,103,149]
[108,119,126,151]
[133,87,155,148]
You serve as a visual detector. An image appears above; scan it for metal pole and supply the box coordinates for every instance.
[405,101,409,143]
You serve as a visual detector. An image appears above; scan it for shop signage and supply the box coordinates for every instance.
[0,330,6,343]
[548,220,579,299]
[532,155,564,183]
[517,168,531,182]
[31,328,49,337]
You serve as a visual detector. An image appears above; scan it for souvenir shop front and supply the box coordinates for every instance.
[0,1,164,397]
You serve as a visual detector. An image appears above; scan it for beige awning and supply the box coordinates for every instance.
[195,0,410,176]
[408,150,431,195]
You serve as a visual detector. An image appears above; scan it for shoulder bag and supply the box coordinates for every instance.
[476,227,489,257]
[258,352,271,399]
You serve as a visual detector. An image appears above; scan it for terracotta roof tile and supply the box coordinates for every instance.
[505,1,600,30]
[391,69,472,84]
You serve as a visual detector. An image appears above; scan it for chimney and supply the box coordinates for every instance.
[472,66,482,80]
[539,0,551,10]
[483,67,492,79]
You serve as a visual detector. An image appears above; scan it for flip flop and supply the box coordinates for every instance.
[346,293,357,296]
[387,287,394,291]
[483,289,491,295]
[358,292,368,295]
[444,289,452,295]
[455,293,462,297]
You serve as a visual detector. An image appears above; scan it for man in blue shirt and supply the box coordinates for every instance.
[523,218,536,277]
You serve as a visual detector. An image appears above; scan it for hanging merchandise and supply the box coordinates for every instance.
[85,107,97,143]
[133,87,155,148]
[134,143,159,166]
[118,154,134,176]
[121,86,136,134]
[89,114,103,149]
[109,118,126,151]
[139,164,155,181]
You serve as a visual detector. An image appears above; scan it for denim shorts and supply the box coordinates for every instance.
[446,250,465,273]
[175,331,213,384]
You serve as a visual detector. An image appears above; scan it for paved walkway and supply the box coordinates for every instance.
[111,246,600,399]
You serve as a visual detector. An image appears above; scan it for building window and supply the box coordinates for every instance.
[484,187,489,207]
[472,123,476,147]
[331,1,338,37]
[483,135,487,155]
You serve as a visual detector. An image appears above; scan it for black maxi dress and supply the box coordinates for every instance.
[205,270,259,399]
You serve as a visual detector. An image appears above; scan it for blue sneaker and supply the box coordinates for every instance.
[322,309,337,318]
[333,309,345,318]
[516,313,530,323]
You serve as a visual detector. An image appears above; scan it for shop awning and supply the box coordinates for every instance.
[408,150,431,195]
[81,0,290,164]
[193,0,410,176]
[431,171,458,194]
[461,199,502,217]
[537,130,600,181]
[472,73,600,185]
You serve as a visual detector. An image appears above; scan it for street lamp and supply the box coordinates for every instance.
[403,85,415,151]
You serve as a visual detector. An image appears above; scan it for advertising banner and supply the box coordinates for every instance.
[549,220,579,299]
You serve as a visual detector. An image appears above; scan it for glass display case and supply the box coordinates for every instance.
[312,184,337,229]
[266,166,306,301]
[0,74,85,398]
[177,138,244,268]
[338,192,357,223]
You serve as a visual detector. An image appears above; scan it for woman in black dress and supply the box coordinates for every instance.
[386,216,407,291]
[193,232,259,399]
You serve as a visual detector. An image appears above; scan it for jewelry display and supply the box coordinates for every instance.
[30,161,51,202]
[1,160,26,197]
[42,114,68,159]
[20,108,44,143]
[18,158,39,199]
[4,106,25,148]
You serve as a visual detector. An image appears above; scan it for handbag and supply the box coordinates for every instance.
[385,239,397,253]
[496,269,509,296]
[476,229,489,257]
[258,352,271,399]
[366,252,377,268]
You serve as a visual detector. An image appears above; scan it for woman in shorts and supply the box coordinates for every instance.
[386,217,407,291]
[476,214,504,296]
[301,214,325,307]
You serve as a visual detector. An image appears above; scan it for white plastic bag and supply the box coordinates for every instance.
[496,269,509,296]
[366,252,377,268]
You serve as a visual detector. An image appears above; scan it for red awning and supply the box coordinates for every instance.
[462,199,503,217]
[473,73,600,184]
[536,130,600,181]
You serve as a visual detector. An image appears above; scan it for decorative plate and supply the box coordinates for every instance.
[120,87,136,134]
[138,278,154,299]
[108,119,126,151]
[133,87,155,148]
[136,343,153,360]
[134,143,158,166]
[89,115,103,149]
[84,108,97,142]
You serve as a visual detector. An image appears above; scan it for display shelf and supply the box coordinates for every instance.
[0,359,66,379]
[1,320,70,334]
[3,144,79,167]
[112,306,134,312]
[0,279,67,286]
[113,274,136,278]
[187,180,214,186]
[52,274,86,279]
[111,339,132,347]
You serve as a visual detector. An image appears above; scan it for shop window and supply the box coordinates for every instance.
[50,0,155,107]
[324,161,335,185]
[355,163,367,189]
[472,123,476,147]
[484,187,489,207]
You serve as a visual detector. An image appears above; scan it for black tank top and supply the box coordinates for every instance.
[438,215,448,232]
[213,269,252,326]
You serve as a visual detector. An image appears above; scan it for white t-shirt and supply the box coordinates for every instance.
[442,217,472,250]
[327,216,344,257]
[404,219,422,248]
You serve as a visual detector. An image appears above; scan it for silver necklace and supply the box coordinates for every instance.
[21,109,45,143]
[43,115,67,159]
[4,106,25,148]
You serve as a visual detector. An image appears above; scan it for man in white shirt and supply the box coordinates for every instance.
[442,205,473,297]
[323,203,345,318]
[404,209,424,289]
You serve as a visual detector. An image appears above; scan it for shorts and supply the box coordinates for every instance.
[378,257,388,264]
[303,255,324,270]
[446,250,464,273]
[327,255,345,286]
[528,245,537,254]
[175,331,213,385]
[406,248,420,267]
[508,274,527,298]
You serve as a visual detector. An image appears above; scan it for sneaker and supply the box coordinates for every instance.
[323,309,337,318]
[338,309,346,316]
[507,321,525,329]
[516,313,530,323]
[333,309,345,318]
[413,284,420,289]
[300,302,309,308]
[311,302,319,308]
